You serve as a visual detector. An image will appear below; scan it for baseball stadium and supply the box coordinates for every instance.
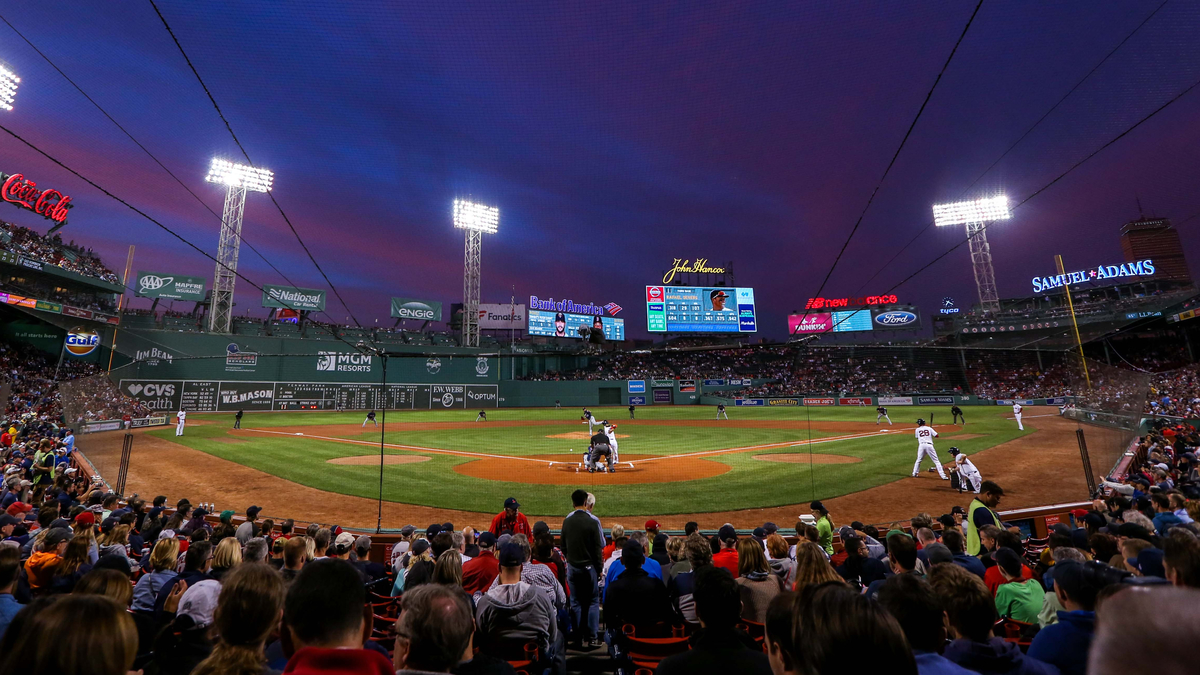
[2,4,1200,674]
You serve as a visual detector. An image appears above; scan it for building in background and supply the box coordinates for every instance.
[1121,217,1191,283]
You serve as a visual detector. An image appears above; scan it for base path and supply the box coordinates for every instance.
[80,407,1084,530]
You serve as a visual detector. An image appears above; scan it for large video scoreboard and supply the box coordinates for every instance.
[646,286,757,333]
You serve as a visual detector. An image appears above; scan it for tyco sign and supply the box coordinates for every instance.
[136,272,206,301]
[391,297,443,321]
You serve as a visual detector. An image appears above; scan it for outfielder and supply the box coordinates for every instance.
[175,409,187,437]
[912,418,947,480]
[716,403,728,420]
[876,405,892,425]
[1012,402,1024,430]
[603,421,620,463]
[582,408,602,433]
[363,410,377,428]
[947,447,982,494]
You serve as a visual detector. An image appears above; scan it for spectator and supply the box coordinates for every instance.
[1088,586,1200,675]
[993,548,1044,624]
[602,524,624,561]
[656,566,772,675]
[560,489,603,650]
[930,564,1057,675]
[649,532,671,568]
[791,581,917,675]
[810,501,834,555]
[984,531,1033,595]
[150,578,221,675]
[281,536,308,584]
[282,559,394,674]
[603,541,672,636]
[155,540,213,618]
[866,531,921,598]
[211,536,243,581]
[735,537,784,623]
[764,592,798,675]
[432,549,463,587]
[0,594,137,675]
[354,536,385,580]
[461,527,479,558]
[236,506,262,545]
[392,585,475,674]
[968,482,1005,555]
[1151,493,1183,536]
[669,532,713,625]
[664,535,690,584]
[488,534,564,610]
[531,528,568,594]
[765,533,795,588]
[24,526,71,594]
[48,536,92,594]
[604,531,662,595]
[942,528,986,579]
[475,543,561,670]
[243,537,269,565]
[461,531,499,595]
[1163,530,1200,587]
[878,574,975,675]
[133,537,179,612]
[1027,561,1106,675]
[487,497,531,538]
[837,534,888,591]
[75,568,134,607]
[0,545,19,637]
[403,539,435,591]
[712,524,739,577]
[192,562,285,675]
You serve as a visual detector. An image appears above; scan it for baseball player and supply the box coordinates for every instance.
[1012,402,1024,430]
[716,403,728,420]
[175,409,187,437]
[950,405,965,426]
[582,408,601,433]
[912,418,947,480]
[947,447,982,494]
[475,409,487,422]
[876,405,892,425]
[363,410,377,428]
[628,404,636,419]
[587,429,615,473]
[603,421,620,463]
[234,410,243,429]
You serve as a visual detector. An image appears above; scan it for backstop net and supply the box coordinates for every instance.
[1061,353,1152,490]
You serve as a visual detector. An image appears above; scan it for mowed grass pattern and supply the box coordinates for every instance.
[150,405,1030,516]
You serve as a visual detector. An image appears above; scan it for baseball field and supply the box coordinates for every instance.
[110,404,1057,522]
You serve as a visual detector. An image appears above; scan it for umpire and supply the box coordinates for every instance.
[588,430,615,473]
[951,404,965,425]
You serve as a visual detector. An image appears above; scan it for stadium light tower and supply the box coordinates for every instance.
[205,158,274,333]
[453,199,499,347]
[932,195,1011,314]
[0,64,20,111]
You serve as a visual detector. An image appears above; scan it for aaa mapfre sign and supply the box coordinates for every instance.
[1,172,72,226]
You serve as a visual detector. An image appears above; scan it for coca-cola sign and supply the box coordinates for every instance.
[1,172,72,225]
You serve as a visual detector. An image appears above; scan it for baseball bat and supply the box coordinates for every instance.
[930,412,934,427]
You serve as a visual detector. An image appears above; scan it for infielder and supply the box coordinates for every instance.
[475,410,487,422]
[603,421,620,463]
[582,408,602,433]
[363,410,377,428]
[175,409,187,436]
[947,447,982,494]
[716,403,728,420]
[912,418,947,480]
[950,405,965,426]
[1012,402,1024,430]
[876,405,892,425]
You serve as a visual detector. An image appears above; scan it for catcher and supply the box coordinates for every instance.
[945,447,983,494]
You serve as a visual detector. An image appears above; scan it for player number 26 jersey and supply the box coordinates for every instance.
[915,425,937,445]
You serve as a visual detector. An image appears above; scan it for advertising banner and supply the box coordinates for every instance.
[789,312,833,335]
[121,379,499,411]
[803,397,836,406]
[679,380,696,393]
[627,380,646,393]
[651,379,675,388]
[136,272,206,301]
[995,399,1035,406]
[735,398,765,406]
[390,297,443,322]
[261,284,326,312]
[768,398,800,406]
[628,395,646,405]
[653,389,673,403]
[80,420,123,434]
[528,309,623,340]
[129,415,169,428]
[703,379,726,387]
[645,286,757,333]
[878,396,914,406]
[839,397,873,406]
[871,308,921,330]
[476,303,525,329]
[916,395,954,405]
[217,381,277,411]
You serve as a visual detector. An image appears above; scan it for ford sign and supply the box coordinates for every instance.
[873,310,918,328]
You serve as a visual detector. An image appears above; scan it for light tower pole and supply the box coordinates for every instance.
[453,199,499,347]
[932,195,1011,314]
[205,158,274,333]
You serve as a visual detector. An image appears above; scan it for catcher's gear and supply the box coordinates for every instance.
[916,418,926,426]
[948,447,960,456]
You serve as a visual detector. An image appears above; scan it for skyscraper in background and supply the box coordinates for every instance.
[1120,217,1191,283]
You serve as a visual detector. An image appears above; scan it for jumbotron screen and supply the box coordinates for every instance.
[645,286,757,333]
[528,310,625,340]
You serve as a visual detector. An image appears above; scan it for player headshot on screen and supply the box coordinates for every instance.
[592,315,603,334]
[554,312,567,336]
[710,289,730,311]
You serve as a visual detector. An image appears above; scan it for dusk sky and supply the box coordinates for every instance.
[2,1,1199,339]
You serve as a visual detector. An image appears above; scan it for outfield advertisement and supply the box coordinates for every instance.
[878,396,914,406]
[390,298,443,322]
[136,272,206,301]
[262,285,326,312]
[118,379,499,411]
[839,397,873,405]
[916,395,955,405]
[735,398,765,406]
[803,398,836,406]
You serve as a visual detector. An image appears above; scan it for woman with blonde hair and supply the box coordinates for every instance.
[433,549,464,587]
[76,568,134,607]
[97,524,138,572]
[190,563,285,675]
[132,537,180,612]
[210,536,243,581]
[792,541,845,591]
[735,538,785,623]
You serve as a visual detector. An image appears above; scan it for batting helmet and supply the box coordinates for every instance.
[916,419,926,426]
[948,447,960,456]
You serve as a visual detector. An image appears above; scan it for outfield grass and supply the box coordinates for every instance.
[151,405,1030,517]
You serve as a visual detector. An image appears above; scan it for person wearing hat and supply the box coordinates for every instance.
[1027,561,1105,675]
[993,548,1044,624]
[25,526,73,594]
[713,525,740,578]
[462,531,500,594]
[603,541,673,638]
[947,447,983,494]
[644,519,661,550]
[487,497,532,538]
[235,505,262,544]
[966,482,1005,556]
[809,502,834,556]
[330,531,357,561]
[475,542,561,670]
[709,288,731,311]
[352,535,384,581]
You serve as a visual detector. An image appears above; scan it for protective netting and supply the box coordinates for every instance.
[1061,353,1152,486]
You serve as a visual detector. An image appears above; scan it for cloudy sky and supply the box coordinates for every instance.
[1,1,1198,338]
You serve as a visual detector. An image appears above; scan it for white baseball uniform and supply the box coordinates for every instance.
[605,425,620,463]
[912,424,946,479]
[175,410,187,436]
[955,453,983,493]
[1013,403,1024,430]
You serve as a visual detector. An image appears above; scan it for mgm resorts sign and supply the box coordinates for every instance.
[1032,260,1155,293]
[316,351,372,373]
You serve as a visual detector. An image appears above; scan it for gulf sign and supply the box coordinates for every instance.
[64,328,99,356]
[789,312,832,334]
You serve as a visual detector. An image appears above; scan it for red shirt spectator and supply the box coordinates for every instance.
[713,548,739,578]
[984,560,1033,595]
[487,498,532,538]
[461,533,500,594]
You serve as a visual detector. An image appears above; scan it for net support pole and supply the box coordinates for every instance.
[1056,254,1091,390]
[1076,428,1097,495]
[106,244,135,374]
[377,353,388,534]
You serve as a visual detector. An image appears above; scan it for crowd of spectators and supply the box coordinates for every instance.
[1,339,145,427]
[0,222,120,284]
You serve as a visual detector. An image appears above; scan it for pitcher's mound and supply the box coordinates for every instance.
[752,453,862,464]
[545,431,630,440]
[326,455,431,466]
[454,453,729,484]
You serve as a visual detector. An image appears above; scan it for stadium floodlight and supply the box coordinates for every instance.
[932,195,1011,314]
[454,198,499,347]
[453,198,499,233]
[0,65,20,112]
[206,157,275,334]
[205,158,274,193]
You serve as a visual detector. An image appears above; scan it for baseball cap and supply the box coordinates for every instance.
[219,510,235,523]
[43,527,73,547]
[645,519,660,530]
[7,502,31,515]
[246,505,261,518]
[710,289,729,299]
[192,508,208,519]
[94,554,132,576]
[177,580,222,628]
[1134,548,1166,577]
[951,505,966,515]
[623,541,646,568]
[49,518,71,530]
[354,535,372,551]
[763,522,778,534]
[532,521,550,536]
[504,497,520,510]
[924,543,954,565]
[809,501,825,511]
[752,527,766,539]
[994,547,1024,577]
[498,542,524,567]
[399,525,416,537]
[334,531,355,553]
[442,522,454,532]
[718,524,738,542]
[411,539,430,556]
[426,524,442,539]
[158,529,177,541]
[0,514,18,528]
[478,531,497,547]
[1116,522,1153,542]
